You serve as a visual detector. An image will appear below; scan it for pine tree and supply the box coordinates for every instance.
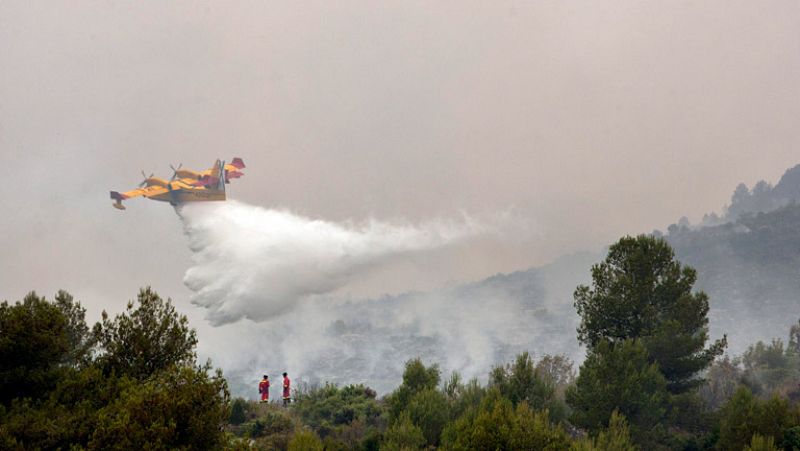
[574,235,726,393]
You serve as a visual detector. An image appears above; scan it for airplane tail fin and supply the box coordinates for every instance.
[230,157,245,169]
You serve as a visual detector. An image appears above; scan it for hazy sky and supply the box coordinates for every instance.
[2,1,799,332]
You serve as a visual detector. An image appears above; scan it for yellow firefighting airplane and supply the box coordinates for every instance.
[110,158,245,210]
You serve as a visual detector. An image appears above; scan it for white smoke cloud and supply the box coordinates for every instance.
[177,200,584,397]
[189,261,586,396]
[179,200,487,325]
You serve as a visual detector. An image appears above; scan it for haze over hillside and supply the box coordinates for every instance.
[219,164,800,397]
[660,164,800,351]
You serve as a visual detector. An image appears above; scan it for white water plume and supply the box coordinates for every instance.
[179,200,487,325]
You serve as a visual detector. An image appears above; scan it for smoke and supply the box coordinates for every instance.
[179,200,487,325]
[176,200,586,396]
[186,259,586,396]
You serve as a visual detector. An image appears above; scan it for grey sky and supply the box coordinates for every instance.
[1,1,799,331]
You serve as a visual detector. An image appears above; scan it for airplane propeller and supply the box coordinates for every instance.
[169,163,183,181]
[138,170,154,187]
[218,160,226,190]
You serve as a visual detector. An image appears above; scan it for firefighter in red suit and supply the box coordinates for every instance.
[258,375,270,402]
[282,372,291,406]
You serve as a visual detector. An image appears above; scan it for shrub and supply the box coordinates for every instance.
[288,428,323,451]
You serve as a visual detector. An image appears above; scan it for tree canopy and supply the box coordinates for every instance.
[93,287,198,380]
[0,288,228,450]
[574,235,726,393]
[567,339,668,444]
[0,292,76,404]
[4,233,800,449]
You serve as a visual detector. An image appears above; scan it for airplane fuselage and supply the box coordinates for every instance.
[148,188,226,205]
[110,157,244,210]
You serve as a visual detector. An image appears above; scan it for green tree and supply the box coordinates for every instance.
[239,404,296,449]
[662,390,717,449]
[570,410,638,451]
[741,339,793,396]
[535,354,575,398]
[441,390,515,450]
[442,389,570,450]
[717,385,761,451]
[698,356,742,410]
[443,373,486,421]
[229,397,248,425]
[0,288,231,450]
[93,287,197,379]
[292,382,385,444]
[382,413,426,451]
[489,352,565,421]
[88,364,229,450]
[405,387,449,446]
[782,426,800,450]
[566,339,668,446]
[739,320,800,398]
[789,320,800,356]
[595,410,638,451]
[490,352,550,406]
[744,434,779,451]
[288,428,324,451]
[574,235,726,393]
[0,292,73,403]
[2,373,123,449]
[387,358,440,421]
[53,290,93,367]
[716,386,798,451]
[509,403,571,450]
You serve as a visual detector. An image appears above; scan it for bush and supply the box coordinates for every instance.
[405,388,449,446]
[230,397,248,425]
[744,433,778,451]
[294,383,383,432]
[88,364,229,450]
[593,410,637,451]
[509,403,571,450]
[717,387,797,451]
[445,376,486,421]
[244,409,295,439]
[288,428,323,451]
[442,389,569,450]
[292,382,385,447]
[490,352,566,422]
[382,413,425,451]
[783,426,800,450]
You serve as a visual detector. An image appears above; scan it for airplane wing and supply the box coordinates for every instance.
[110,185,169,210]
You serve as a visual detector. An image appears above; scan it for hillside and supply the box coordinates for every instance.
[668,202,800,352]
[226,166,800,398]
[225,252,598,396]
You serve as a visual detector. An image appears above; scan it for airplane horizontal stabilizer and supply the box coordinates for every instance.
[230,158,245,169]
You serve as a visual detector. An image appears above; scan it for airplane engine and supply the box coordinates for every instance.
[144,177,170,187]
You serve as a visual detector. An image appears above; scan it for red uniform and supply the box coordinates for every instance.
[282,376,291,400]
[259,379,270,402]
